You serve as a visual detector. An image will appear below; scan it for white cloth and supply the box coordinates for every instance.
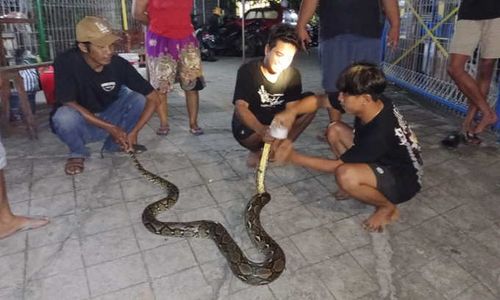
[0,138,6,169]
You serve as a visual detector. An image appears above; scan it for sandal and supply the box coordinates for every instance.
[156,126,170,136]
[65,157,85,175]
[189,127,204,136]
[441,131,461,148]
[461,131,482,145]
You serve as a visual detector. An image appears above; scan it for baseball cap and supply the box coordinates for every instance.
[76,16,120,47]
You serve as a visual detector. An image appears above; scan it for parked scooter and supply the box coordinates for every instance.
[195,26,217,62]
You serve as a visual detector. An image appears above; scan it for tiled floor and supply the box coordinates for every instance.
[1,50,499,300]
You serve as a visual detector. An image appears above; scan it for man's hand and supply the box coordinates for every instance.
[273,109,297,132]
[272,139,294,165]
[108,125,130,151]
[386,26,399,49]
[257,125,274,144]
[297,26,311,51]
[126,130,139,152]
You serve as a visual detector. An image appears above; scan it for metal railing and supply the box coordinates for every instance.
[382,0,500,131]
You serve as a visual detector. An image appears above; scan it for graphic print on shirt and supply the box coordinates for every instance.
[258,85,284,107]
[393,107,423,184]
[101,82,116,92]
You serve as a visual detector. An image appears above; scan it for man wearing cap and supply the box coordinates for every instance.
[51,16,160,175]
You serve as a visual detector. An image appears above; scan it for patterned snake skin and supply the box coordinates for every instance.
[134,145,285,285]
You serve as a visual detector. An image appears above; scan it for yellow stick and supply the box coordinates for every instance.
[121,0,129,31]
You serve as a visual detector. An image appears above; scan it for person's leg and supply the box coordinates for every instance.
[185,90,201,132]
[335,163,399,232]
[287,112,316,141]
[51,106,95,158]
[232,116,264,167]
[101,87,146,152]
[0,139,48,239]
[326,121,354,158]
[156,92,169,135]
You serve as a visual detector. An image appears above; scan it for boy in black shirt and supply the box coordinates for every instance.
[51,16,160,175]
[273,63,423,232]
[232,24,315,167]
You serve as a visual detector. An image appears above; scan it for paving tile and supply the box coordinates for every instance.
[443,203,497,234]
[86,253,147,297]
[26,239,84,281]
[0,230,27,257]
[28,214,79,248]
[268,205,323,238]
[25,268,89,300]
[290,227,345,264]
[199,258,250,296]
[31,175,75,198]
[0,252,24,289]
[143,240,197,279]
[394,271,445,299]
[120,177,165,202]
[152,267,213,300]
[5,181,30,204]
[311,253,378,300]
[0,286,23,300]
[285,177,331,204]
[454,283,498,300]
[326,215,371,251]
[79,203,131,236]
[223,285,276,300]
[76,183,124,209]
[92,283,154,300]
[174,185,218,212]
[305,196,355,225]
[30,191,76,218]
[269,267,335,300]
[207,179,252,204]
[81,226,140,266]
[196,161,238,182]
[419,256,477,299]
[275,237,309,273]
[161,167,205,189]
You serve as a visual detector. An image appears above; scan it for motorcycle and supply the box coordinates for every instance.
[195,26,217,62]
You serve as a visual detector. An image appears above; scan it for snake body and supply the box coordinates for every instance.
[135,144,285,285]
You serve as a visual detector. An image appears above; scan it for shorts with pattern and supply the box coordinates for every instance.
[449,18,500,58]
[146,30,206,93]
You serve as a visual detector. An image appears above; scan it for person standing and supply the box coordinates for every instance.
[296,0,400,125]
[447,0,499,144]
[0,138,48,239]
[132,0,205,136]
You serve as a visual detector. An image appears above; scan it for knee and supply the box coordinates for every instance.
[51,106,84,132]
[326,122,343,144]
[447,62,463,79]
[335,165,359,191]
[126,91,146,112]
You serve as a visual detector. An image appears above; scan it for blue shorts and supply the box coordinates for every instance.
[319,34,382,93]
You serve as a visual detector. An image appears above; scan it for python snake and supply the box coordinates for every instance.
[135,143,285,285]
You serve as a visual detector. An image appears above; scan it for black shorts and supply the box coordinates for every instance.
[231,114,263,151]
[368,164,420,204]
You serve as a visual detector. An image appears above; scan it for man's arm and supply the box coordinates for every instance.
[132,0,149,25]
[64,101,130,149]
[128,90,159,140]
[297,0,319,49]
[274,139,343,173]
[381,0,400,49]
[274,94,331,129]
[235,100,267,137]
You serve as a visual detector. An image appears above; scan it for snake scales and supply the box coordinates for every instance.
[135,143,285,285]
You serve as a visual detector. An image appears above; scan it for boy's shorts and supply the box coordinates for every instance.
[449,18,500,58]
[368,163,420,204]
[146,30,206,93]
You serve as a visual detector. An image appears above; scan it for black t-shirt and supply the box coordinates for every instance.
[458,0,500,20]
[318,0,385,41]
[54,48,154,113]
[340,98,423,199]
[232,59,302,125]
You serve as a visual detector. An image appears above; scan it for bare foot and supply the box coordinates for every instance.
[246,151,261,168]
[474,113,498,134]
[362,206,400,232]
[334,190,350,201]
[0,216,49,240]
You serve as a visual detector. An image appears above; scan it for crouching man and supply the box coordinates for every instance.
[273,63,423,231]
[51,16,160,175]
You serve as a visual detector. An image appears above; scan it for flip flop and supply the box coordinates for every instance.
[156,126,170,136]
[189,127,204,136]
[461,131,482,145]
[65,157,85,175]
